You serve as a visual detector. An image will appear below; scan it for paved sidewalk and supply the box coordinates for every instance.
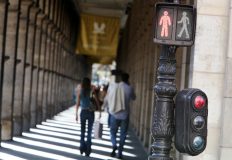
[0,106,148,160]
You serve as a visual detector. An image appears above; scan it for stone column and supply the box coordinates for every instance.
[0,0,9,141]
[51,29,58,116]
[13,0,33,136]
[143,2,158,148]
[181,0,231,160]
[22,5,38,131]
[44,23,53,119]
[47,26,55,117]
[30,10,42,128]
[57,35,65,111]
[53,32,60,114]
[1,0,20,140]
[33,12,45,125]
[220,1,232,159]
[41,20,51,121]
[16,0,33,133]
[37,16,47,123]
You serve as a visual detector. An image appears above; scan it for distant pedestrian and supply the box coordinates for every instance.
[101,84,111,127]
[72,86,77,104]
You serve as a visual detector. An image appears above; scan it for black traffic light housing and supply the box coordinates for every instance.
[175,88,208,156]
[154,3,196,46]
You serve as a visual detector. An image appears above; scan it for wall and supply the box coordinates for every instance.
[219,0,232,159]
[0,0,89,140]
[180,0,231,160]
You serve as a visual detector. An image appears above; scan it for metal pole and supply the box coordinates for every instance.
[148,45,177,160]
[148,1,180,159]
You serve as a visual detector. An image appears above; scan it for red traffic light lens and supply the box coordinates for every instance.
[194,96,205,109]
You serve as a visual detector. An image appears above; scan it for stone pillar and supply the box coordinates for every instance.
[139,1,149,142]
[30,10,42,128]
[44,23,53,119]
[51,29,58,116]
[0,0,9,141]
[22,5,38,131]
[37,17,47,123]
[33,12,45,125]
[1,0,20,140]
[13,0,33,136]
[181,0,231,160]
[220,1,232,159]
[143,2,158,148]
[57,35,65,110]
[53,32,60,114]
[47,0,55,118]
[41,20,50,121]
[59,44,64,108]
[47,26,55,117]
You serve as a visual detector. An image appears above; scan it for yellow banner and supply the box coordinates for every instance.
[76,14,120,63]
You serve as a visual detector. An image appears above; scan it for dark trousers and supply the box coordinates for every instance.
[110,115,129,156]
[80,109,94,155]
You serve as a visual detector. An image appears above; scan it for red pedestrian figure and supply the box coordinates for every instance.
[159,11,171,37]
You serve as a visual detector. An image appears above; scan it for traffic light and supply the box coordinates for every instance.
[175,88,208,156]
[153,3,196,46]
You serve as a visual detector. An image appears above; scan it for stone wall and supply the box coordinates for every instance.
[0,0,89,140]
[180,0,231,160]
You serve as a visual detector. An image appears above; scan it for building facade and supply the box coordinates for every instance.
[117,0,232,160]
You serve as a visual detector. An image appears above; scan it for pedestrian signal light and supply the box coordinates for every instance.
[154,3,196,46]
[175,88,208,156]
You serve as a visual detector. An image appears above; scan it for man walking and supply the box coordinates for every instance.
[106,72,136,159]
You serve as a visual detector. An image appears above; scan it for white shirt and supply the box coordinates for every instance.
[106,81,136,120]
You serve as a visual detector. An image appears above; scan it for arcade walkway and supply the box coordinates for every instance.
[0,106,148,160]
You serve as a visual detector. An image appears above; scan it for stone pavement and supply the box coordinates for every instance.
[0,106,148,160]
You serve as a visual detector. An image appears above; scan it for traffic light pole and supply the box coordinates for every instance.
[148,45,177,160]
[148,0,199,159]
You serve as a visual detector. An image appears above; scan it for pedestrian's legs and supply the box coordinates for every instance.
[118,116,129,158]
[86,111,94,156]
[80,110,87,154]
[108,113,111,128]
[110,115,119,157]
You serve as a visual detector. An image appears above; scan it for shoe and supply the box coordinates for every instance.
[117,150,123,159]
[85,148,91,157]
[110,147,117,157]
[80,146,87,155]
[85,153,90,157]
[80,149,84,155]
[117,153,123,159]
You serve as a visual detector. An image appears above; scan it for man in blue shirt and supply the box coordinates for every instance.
[106,73,136,159]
